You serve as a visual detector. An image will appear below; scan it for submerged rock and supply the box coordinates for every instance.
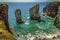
[0,4,12,33]
[54,5,60,29]
[29,4,40,22]
[15,9,24,23]
[43,2,60,18]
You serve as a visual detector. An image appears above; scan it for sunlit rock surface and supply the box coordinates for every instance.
[0,4,16,40]
[15,9,24,23]
[0,4,12,33]
[0,20,16,40]
[29,4,40,22]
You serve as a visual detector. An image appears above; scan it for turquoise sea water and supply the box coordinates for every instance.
[6,2,59,35]
[12,16,59,35]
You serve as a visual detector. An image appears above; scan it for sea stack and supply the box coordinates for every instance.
[15,9,24,23]
[43,2,60,18]
[0,4,12,33]
[54,5,60,29]
[29,4,40,22]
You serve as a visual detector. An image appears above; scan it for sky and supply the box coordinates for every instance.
[0,0,60,2]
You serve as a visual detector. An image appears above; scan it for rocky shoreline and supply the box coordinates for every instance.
[15,30,60,40]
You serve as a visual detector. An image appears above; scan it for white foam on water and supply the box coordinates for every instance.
[24,16,30,25]
[24,21,29,25]
[27,16,30,19]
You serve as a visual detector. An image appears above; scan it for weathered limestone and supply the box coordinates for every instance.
[15,9,24,23]
[54,5,60,29]
[29,4,40,22]
[43,2,60,18]
[0,4,12,33]
[43,2,60,29]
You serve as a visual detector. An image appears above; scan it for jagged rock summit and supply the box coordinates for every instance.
[29,4,40,22]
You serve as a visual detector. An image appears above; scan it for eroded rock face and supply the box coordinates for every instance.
[29,4,40,22]
[43,2,60,18]
[15,9,24,23]
[54,15,60,29]
[54,5,60,29]
[0,4,12,33]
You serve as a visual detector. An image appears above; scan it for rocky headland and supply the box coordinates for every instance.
[43,2,60,29]
[0,4,12,33]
